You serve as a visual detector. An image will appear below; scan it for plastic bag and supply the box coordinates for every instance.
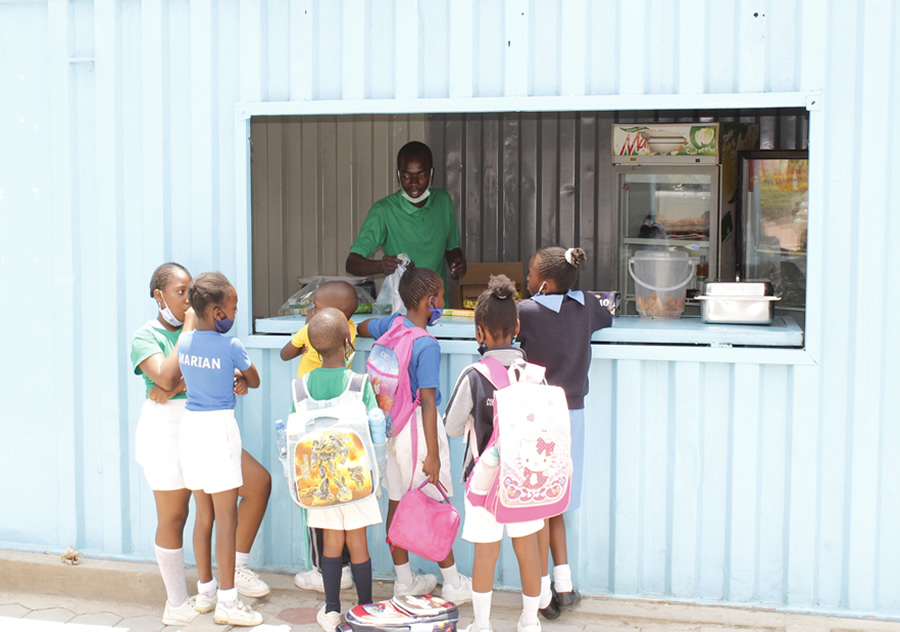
[373,254,411,315]
[278,276,376,316]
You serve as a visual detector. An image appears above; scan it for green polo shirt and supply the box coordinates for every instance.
[349,189,461,293]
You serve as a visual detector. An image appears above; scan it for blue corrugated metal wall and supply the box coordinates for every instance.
[1,0,899,619]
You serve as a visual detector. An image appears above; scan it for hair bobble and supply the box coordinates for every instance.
[565,248,576,266]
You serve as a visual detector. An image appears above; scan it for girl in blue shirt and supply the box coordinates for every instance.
[358,265,471,604]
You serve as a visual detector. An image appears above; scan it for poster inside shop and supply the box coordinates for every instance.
[612,123,720,164]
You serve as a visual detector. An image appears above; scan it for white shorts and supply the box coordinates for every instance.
[179,409,243,494]
[135,398,187,491]
[306,495,383,531]
[384,407,453,502]
[461,497,544,543]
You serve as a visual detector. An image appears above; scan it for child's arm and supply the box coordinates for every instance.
[281,325,310,361]
[356,318,372,338]
[239,363,261,389]
[148,378,186,403]
[419,387,441,485]
[443,371,475,438]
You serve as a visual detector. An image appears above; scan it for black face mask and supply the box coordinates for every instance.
[477,342,488,356]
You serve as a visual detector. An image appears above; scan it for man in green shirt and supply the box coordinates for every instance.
[345,142,467,298]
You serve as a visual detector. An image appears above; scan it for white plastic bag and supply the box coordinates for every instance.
[373,253,411,315]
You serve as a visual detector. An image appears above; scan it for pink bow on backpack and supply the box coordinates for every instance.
[536,437,555,456]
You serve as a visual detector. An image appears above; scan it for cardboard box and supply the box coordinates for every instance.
[451,262,525,309]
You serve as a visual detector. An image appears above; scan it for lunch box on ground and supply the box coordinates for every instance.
[696,281,780,325]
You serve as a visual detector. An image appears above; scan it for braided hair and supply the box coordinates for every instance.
[398,264,442,310]
[187,272,234,319]
[149,262,190,297]
[474,274,518,339]
[533,246,586,293]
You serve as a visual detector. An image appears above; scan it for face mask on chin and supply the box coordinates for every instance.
[158,297,183,327]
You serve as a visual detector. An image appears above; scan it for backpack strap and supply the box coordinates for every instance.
[292,374,311,410]
[473,356,512,389]
[346,372,368,398]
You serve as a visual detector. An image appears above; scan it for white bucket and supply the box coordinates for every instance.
[628,250,695,318]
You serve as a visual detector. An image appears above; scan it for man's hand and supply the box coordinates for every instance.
[380,255,403,276]
[446,249,467,280]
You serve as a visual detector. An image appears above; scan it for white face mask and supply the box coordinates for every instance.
[400,187,431,203]
[158,296,183,327]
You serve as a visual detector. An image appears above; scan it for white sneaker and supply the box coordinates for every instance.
[295,568,325,592]
[461,624,494,632]
[441,574,472,604]
[294,567,354,592]
[341,565,354,590]
[213,599,263,626]
[162,596,200,625]
[316,605,342,632]
[235,566,271,598]
[194,591,216,614]
[393,572,438,597]
[516,614,541,632]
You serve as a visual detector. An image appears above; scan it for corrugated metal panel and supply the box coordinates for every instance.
[250,114,427,320]
[1,0,899,620]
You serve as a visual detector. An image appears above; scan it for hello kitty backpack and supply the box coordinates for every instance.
[464,357,572,523]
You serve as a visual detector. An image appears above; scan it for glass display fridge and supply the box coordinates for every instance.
[736,150,809,327]
[612,123,759,316]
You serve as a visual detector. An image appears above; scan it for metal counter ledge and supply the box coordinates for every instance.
[252,313,803,348]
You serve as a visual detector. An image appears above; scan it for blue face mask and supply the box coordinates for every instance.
[427,297,443,326]
[215,315,234,334]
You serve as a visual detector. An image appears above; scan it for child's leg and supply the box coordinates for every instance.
[152,489,192,607]
[471,541,500,631]
[210,488,239,593]
[321,529,346,613]
[548,514,579,606]
[345,527,372,605]
[384,500,410,566]
[512,533,542,627]
[192,491,215,585]
[536,521,555,614]
[235,449,271,558]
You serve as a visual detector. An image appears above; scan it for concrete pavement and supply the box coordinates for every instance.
[1,550,899,632]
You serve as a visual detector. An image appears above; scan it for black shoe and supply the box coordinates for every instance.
[538,594,560,620]
[555,589,581,611]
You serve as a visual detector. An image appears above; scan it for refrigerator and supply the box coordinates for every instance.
[736,150,809,327]
[612,123,759,316]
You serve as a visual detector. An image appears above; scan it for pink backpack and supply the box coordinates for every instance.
[465,357,572,523]
[365,317,434,437]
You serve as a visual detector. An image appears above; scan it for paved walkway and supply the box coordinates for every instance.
[2,551,899,632]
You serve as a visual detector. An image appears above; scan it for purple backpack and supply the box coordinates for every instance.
[464,357,572,523]
[365,317,433,437]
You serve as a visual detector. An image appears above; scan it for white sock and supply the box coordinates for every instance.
[198,577,217,597]
[521,594,540,626]
[218,586,238,607]
[440,563,460,589]
[395,562,413,587]
[155,545,188,607]
[471,590,492,630]
[538,575,552,609]
[235,551,250,569]
[553,564,573,593]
